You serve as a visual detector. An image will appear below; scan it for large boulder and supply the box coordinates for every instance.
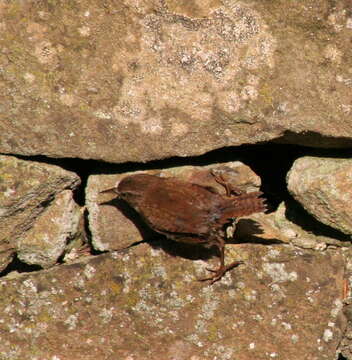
[0,243,345,359]
[0,1,351,163]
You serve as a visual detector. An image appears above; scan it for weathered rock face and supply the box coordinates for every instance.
[0,153,350,359]
[0,155,80,270]
[0,1,351,163]
[0,243,345,360]
[86,162,262,251]
[0,0,351,356]
[237,201,350,250]
[287,157,352,237]
[17,190,81,268]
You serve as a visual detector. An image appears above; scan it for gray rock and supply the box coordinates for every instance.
[338,248,352,359]
[0,155,80,268]
[0,243,345,360]
[17,190,81,268]
[287,157,352,236]
[0,1,351,163]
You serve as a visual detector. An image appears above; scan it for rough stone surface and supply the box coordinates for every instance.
[0,1,351,163]
[17,190,81,268]
[287,157,352,236]
[238,201,350,251]
[86,162,262,251]
[339,248,352,360]
[0,155,80,270]
[0,243,345,360]
[0,1,350,356]
[0,248,14,274]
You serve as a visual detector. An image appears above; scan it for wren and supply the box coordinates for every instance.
[101,171,266,284]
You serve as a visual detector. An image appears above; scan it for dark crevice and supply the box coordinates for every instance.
[338,353,348,360]
[8,144,352,220]
[91,143,352,260]
[9,143,352,210]
[82,206,107,256]
[0,254,43,278]
[275,130,352,148]
[150,237,219,262]
[1,142,351,276]
[39,195,55,209]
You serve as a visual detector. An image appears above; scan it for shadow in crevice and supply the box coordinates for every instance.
[233,218,282,245]
[144,218,277,261]
[11,143,352,261]
[0,254,43,278]
[337,353,348,360]
[284,197,351,242]
[12,143,352,211]
[275,130,352,149]
[150,237,218,262]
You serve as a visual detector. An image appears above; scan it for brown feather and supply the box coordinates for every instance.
[102,172,267,284]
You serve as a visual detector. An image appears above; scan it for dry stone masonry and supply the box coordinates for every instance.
[0,0,351,359]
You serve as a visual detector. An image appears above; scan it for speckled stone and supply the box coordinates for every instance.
[0,155,80,269]
[0,1,351,164]
[0,243,345,360]
[287,157,352,236]
[238,201,348,250]
[17,190,81,268]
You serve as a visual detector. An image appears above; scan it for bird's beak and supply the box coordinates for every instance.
[100,187,118,195]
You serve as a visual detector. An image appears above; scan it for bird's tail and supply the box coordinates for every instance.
[220,192,267,221]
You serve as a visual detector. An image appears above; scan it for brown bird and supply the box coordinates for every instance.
[101,171,266,284]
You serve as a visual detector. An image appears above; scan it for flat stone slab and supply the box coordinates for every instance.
[0,1,351,163]
[0,243,345,360]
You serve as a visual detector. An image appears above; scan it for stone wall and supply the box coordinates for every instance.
[0,1,352,359]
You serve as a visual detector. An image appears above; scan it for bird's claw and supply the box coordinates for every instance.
[199,261,244,284]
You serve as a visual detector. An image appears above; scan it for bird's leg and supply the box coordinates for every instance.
[210,170,243,197]
[199,236,243,284]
